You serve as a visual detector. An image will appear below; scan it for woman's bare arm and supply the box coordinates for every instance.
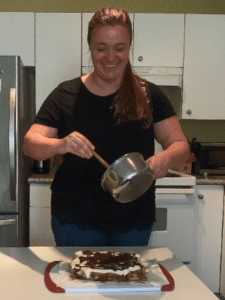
[23,124,95,160]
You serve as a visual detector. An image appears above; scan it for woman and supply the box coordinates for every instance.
[23,8,190,246]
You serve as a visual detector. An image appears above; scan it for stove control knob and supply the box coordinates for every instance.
[198,194,204,199]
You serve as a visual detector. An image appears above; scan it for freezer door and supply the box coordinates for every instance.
[0,215,18,246]
[0,56,19,212]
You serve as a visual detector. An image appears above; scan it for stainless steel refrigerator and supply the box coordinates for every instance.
[0,56,35,246]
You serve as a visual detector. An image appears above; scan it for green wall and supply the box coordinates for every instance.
[1,0,225,142]
[1,0,225,13]
[180,120,225,143]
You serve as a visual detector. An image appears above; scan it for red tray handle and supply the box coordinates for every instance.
[158,263,175,291]
[44,261,65,293]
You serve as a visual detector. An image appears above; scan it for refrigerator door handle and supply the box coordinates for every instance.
[0,219,17,226]
[9,88,16,201]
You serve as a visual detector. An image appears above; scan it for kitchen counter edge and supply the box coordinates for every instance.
[28,172,225,186]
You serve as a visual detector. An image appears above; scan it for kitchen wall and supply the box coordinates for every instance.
[2,0,225,143]
[1,0,225,13]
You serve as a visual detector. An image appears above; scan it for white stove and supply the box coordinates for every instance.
[156,169,196,187]
[149,169,197,274]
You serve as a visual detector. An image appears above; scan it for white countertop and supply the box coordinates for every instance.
[0,246,218,300]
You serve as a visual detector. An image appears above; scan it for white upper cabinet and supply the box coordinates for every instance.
[0,13,34,66]
[82,13,94,68]
[82,13,134,69]
[133,14,185,67]
[183,14,225,119]
[36,13,81,113]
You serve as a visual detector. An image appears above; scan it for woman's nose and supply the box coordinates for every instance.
[105,49,115,61]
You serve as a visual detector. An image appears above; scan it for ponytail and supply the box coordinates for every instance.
[115,61,152,127]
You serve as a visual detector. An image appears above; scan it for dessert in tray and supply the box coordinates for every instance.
[71,250,148,283]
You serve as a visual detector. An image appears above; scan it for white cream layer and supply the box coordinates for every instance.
[82,265,141,279]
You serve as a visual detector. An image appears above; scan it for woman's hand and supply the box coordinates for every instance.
[62,131,95,159]
[23,124,95,160]
[146,116,190,180]
[146,152,169,179]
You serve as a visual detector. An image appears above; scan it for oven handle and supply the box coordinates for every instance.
[155,188,195,194]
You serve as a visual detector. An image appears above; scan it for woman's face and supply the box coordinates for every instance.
[89,25,131,84]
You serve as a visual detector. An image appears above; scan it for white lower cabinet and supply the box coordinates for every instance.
[195,185,224,293]
[29,183,56,246]
[30,207,55,246]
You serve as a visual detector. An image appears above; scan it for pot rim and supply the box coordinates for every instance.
[108,152,144,169]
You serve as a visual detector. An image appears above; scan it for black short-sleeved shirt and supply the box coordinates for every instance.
[33,77,176,231]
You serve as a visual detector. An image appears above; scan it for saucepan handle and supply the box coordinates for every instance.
[92,151,110,169]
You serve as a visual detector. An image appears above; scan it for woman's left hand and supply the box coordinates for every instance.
[146,116,190,179]
[146,151,169,180]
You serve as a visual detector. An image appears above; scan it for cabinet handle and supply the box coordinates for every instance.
[138,56,143,62]
[0,219,16,226]
[186,110,192,115]
[198,194,204,199]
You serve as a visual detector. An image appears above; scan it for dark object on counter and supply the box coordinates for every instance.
[189,138,201,174]
[190,137,197,153]
[32,159,50,174]
[192,141,225,175]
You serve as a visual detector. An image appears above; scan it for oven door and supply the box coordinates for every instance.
[148,188,196,273]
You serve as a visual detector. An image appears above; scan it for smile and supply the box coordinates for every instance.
[104,65,116,68]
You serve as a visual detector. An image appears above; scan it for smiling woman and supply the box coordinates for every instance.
[85,7,152,124]
[83,25,131,92]
[23,7,189,247]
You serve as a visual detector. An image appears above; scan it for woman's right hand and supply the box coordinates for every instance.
[62,131,95,159]
[23,124,95,160]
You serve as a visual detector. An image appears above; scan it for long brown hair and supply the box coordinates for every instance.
[88,7,152,127]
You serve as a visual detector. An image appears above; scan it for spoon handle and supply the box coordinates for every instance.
[92,151,110,169]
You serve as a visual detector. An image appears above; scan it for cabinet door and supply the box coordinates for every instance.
[30,183,51,207]
[36,13,81,113]
[82,13,94,68]
[82,13,134,68]
[133,14,184,67]
[29,183,55,246]
[195,185,224,293]
[30,207,56,246]
[0,12,34,66]
[183,14,225,119]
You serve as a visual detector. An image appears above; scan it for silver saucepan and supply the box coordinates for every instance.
[92,151,154,203]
